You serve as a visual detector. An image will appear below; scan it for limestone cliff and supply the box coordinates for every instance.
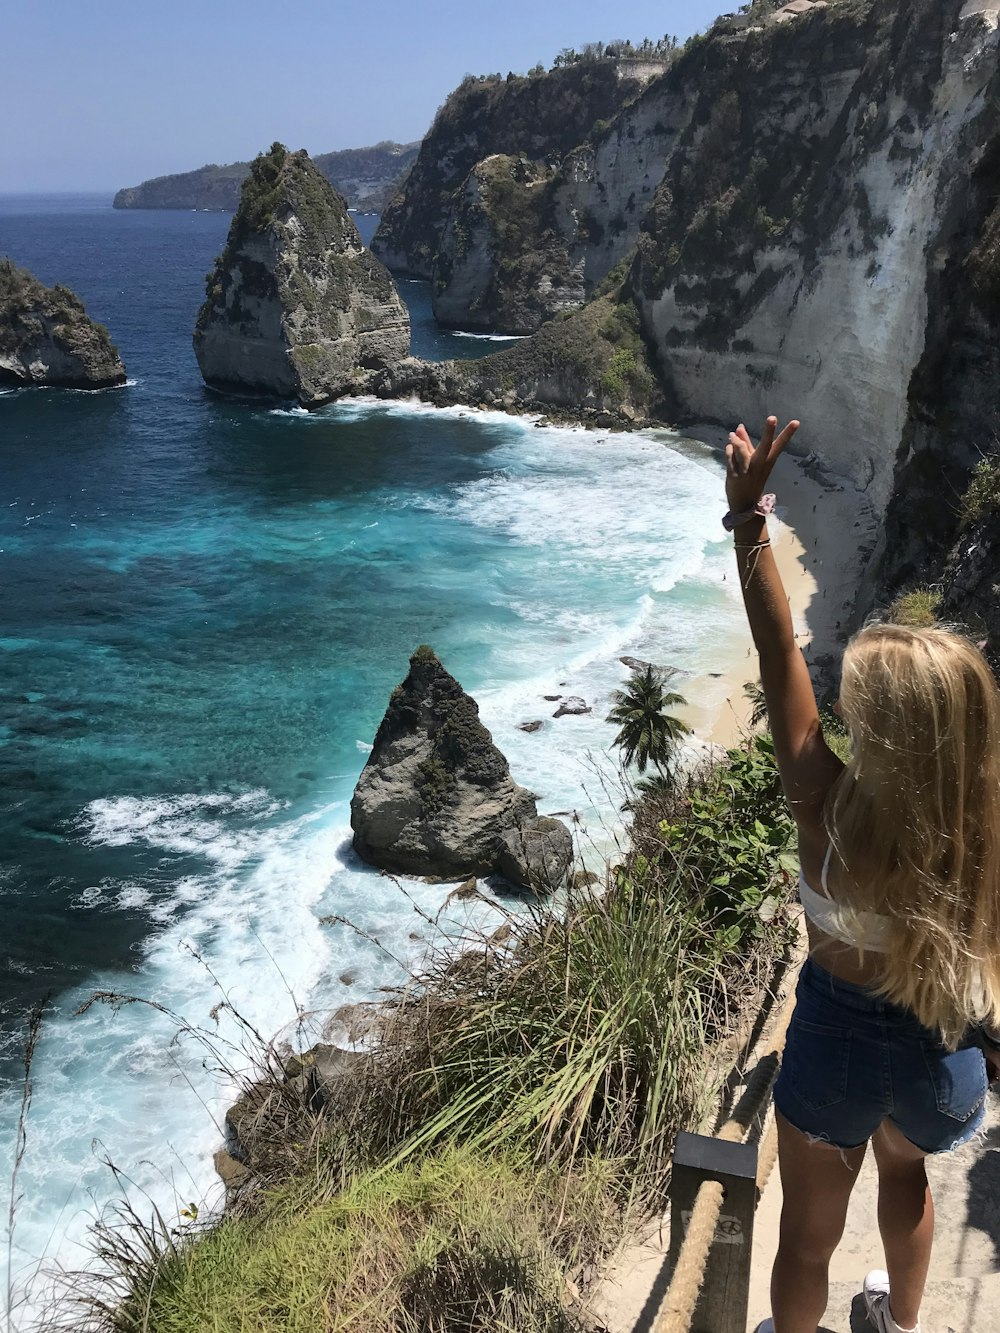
[371,60,645,292]
[431,155,584,334]
[629,0,1000,527]
[193,144,409,405]
[425,76,686,333]
[114,141,420,213]
[0,259,126,389]
[351,646,573,891]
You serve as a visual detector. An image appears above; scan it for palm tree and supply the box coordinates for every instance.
[606,665,691,775]
[743,679,769,729]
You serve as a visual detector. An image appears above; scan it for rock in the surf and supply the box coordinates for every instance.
[351,645,572,890]
[193,142,409,406]
[553,696,591,717]
[0,259,126,390]
[495,816,574,894]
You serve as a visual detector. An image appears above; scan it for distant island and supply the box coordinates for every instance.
[113,140,421,214]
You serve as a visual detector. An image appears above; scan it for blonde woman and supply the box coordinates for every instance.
[725,417,1000,1333]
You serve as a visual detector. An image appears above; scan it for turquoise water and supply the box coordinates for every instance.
[0,195,743,1317]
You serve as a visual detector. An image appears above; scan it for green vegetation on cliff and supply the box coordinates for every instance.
[373,58,644,276]
[84,734,797,1331]
[886,587,942,627]
[442,290,664,421]
[634,0,886,342]
[960,457,1000,530]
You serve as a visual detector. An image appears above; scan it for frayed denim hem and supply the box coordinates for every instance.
[907,1101,990,1156]
[774,1105,868,1166]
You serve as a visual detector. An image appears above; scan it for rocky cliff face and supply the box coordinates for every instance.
[431,155,585,334]
[425,79,688,334]
[630,0,1000,530]
[370,292,665,428]
[0,258,126,389]
[114,141,420,213]
[193,144,409,405]
[371,61,645,302]
[351,647,573,891]
[859,4,1000,614]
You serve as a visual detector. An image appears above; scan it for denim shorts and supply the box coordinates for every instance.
[773,958,989,1153]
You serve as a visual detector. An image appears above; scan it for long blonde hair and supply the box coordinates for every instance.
[826,623,1000,1048]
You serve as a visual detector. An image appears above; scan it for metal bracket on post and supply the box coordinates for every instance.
[668,1130,759,1333]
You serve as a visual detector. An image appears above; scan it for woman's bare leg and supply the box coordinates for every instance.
[770,1111,867,1333]
[870,1120,933,1330]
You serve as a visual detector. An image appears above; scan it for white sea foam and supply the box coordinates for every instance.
[447,330,525,341]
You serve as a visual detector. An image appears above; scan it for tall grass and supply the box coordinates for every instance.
[102,1148,608,1333]
[6,1000,47,1333]
[373,863,726,1191]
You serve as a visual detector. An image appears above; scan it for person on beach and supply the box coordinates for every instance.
[726,417,1000,1333]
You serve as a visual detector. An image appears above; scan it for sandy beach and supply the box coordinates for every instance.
[677,427,880,749]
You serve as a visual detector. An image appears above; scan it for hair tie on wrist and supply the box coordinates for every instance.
[722,493,776,531]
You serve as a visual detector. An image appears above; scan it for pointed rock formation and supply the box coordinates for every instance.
[0,259,126,389]
[193,143,409,406]
[351,646,573,892]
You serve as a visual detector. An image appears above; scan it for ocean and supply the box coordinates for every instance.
[0,193,746,1317]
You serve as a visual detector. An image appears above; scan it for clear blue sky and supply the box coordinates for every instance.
[5,0,731,192]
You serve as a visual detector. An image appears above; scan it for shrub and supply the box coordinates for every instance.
[600,346,638,399]
[886,587,942,628]
[651,735,797,951]
[417,756,454,813]
[959,456,1000,529]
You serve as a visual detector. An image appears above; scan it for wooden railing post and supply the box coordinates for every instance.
[668,1131,759,1333]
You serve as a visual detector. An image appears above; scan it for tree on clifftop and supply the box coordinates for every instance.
[606,666,690,776]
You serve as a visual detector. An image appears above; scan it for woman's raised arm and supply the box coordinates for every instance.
[725,416,842,833]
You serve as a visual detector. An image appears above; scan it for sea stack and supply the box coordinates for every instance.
[193,143,410,406]
[0,259,126,390]
[351,646,574,893]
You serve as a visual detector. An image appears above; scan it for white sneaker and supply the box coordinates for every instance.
[863,1269,921,1333]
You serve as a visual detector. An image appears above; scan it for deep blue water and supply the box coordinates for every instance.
[0,193,742,1312]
